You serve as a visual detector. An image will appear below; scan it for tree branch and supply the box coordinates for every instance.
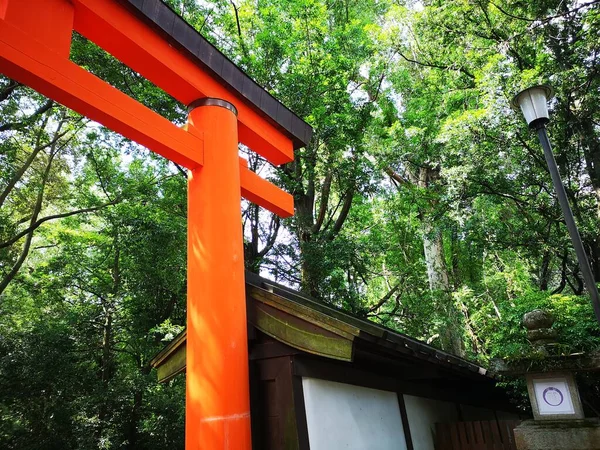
[329,186,354,239]
[313,172,332,233]
[0,200,119,250]
[257,215,281,258]
[0,99,54,132]
[229,0,248,58]
[0,147,59,296]
[385,167,411,186]
[368,282,402,313]
[0,79,20,103]
[396,49,475,79]
[173,163,188,179]
[0,121,73,208]
[488,1,535,22]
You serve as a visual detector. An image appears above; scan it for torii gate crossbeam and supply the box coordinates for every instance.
[0,0,312,448]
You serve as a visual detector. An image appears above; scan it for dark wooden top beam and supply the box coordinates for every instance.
[123,0,313,149]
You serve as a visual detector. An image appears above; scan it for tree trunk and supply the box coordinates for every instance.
[450,230,461,288]
[96,304,113,442]
[126,389,143,449]
[422,221,450,292]
[100,308,113,385]
[591,239,600,281]
[243,203,280,274]
[300,250,321,298]
[97,242,119,442]
[539,250,552,291]
[416,167,465,356]
[578,119,600,280]
[422,220,464,356]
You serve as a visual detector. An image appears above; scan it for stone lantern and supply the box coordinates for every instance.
[522,309,558,353]
[498,309,600,450]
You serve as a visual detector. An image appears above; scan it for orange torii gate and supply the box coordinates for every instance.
[0,0,312,448]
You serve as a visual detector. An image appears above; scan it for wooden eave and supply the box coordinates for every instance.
[248,273,492,379]
[149,329,187,383]
[122,0,313,149]
[151,272,493,383]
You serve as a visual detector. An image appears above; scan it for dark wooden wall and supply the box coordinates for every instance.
[250,337,306,450]
[436,420,521,450]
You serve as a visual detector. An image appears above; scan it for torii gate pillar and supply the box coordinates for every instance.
[186,99,251,449]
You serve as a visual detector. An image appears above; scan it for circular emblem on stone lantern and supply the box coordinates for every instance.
[542,386,564,407]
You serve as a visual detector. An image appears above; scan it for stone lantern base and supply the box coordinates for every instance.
[514,419,600,450]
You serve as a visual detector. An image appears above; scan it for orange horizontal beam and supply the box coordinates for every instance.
[239,160,294,218]
[0,18,204,169]
[73,0,294,166]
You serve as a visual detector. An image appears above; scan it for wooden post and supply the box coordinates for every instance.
[186,98,252,450]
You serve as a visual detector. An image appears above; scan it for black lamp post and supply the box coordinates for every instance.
[512,85,600,325]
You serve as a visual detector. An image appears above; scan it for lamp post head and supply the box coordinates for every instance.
[511,85,554,129]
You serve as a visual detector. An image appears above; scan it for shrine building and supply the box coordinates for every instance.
[151,272,522,450]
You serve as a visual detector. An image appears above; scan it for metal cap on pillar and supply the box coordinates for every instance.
[188,97,238,116]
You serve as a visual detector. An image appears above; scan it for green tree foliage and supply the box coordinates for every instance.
[1,29,188,449]
[356,0,600,355]
[0,131,187,448]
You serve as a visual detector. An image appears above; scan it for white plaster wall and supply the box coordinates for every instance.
[403,395,459,450]
[302,377,407,450]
